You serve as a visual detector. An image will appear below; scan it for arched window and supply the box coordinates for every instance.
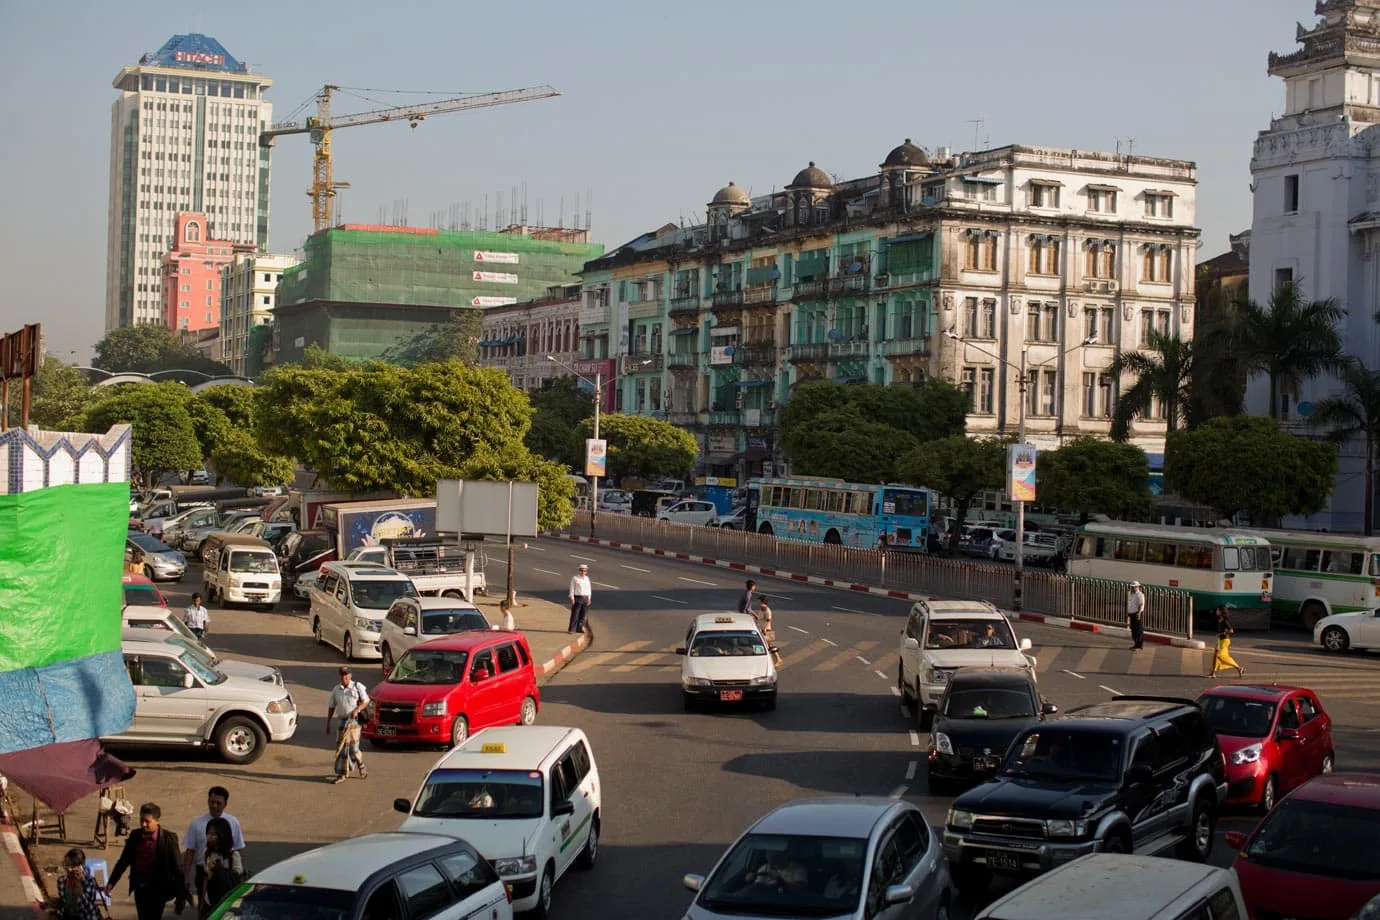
[185,221,201,242]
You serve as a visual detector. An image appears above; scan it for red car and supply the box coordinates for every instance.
[121,573,168,608]
[1197,683,1334,811]
[1226,773,1380,919]
[363,631,539,749]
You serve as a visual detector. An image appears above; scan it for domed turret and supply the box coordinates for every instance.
[710,182,751,206]
[881,139,930,169]
[788,162,832,190]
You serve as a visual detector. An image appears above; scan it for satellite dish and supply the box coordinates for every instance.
[724,346,736,356]
[1297,401,1314,417]
[848,261,863,274]
[827,329,841,341]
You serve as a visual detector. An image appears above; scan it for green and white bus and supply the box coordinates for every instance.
[1233,529,1380,628]
[1067,522,1275,628]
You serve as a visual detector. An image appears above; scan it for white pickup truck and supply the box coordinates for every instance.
[344,541,486,601]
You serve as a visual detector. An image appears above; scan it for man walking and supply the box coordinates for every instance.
[737,579,757,615]
[106,803,190,920]
[568,564,592,634]
[326,666,370,784]
[183,594,210,641]
[1127,581,1147,650]
[181,786,245,916]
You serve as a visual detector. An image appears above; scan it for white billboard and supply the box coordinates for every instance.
[436,479,539,538]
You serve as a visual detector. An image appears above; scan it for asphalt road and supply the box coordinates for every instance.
[78,539,1380,920]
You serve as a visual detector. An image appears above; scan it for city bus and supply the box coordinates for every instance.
[744,477,933,551]
[1233,529,1380,627]
[1066,521,1274,628]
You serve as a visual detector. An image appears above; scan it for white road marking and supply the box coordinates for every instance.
[762,593,794,601]
[905,761,917,781]
[528,545,546,551]
[889,785,909,799]
[1099,684,1122,696]
[832,605,868,614]
[677,576,718,586]
[620,564,652,573]
[570,553,596,561]
[821,638,838,647]
[787,625,809,635]
[1063,669,1086,680]
[534,568,561,576]
[874,669,888,681]
[592,581,620,590]
[856,655,872,666]
[653,595,689,605]
[891,687,903,698]
[908,730,921,747]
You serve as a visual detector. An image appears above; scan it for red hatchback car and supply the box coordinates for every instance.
[1197,683,1334,811]
[1227,774,1380,919]
[122,573,168,608]
[363,631,539,749]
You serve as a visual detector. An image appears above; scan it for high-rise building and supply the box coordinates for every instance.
[221,252,299,376]
[105,34,272,331]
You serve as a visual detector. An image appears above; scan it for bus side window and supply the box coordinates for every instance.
[1095,537,1108,558]
[1114,539,1144,562]
[1323,551,1363,575]
[1281,547,1319,571]
[1371,554,1380,577]
[828,491,844,513]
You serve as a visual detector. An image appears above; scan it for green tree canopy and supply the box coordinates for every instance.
[897,436,1006,552]
[84,382,203,486]
[1111,330,1195,439]
[1242,280,1345,420]
[1310,357,1380,535]
[1036,437,1154,522]
[187,386,294,488]
[91,325,235,379]
[526,377,593,470]
[6,355,95,429]
[573,413,698,481]
[378,310,482,367]
[1165,415,1337,524]
[782,410,919,483]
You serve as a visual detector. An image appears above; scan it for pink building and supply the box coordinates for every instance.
[161,213,252,332]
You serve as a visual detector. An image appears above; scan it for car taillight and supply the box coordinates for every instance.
[504,883,513,903]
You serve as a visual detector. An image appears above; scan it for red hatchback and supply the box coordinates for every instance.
[1227,774,1380,919]
[122,573,168,608]
[363,631,539,749]
[1197,683,1334,811]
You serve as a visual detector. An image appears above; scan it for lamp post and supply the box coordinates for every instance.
[945,330,1095,610]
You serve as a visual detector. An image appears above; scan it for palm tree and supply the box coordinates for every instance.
[1191,296,1253,422]
[1243,281,1346,419]
[1111,330,1195,441]
[1310,357,1380,535]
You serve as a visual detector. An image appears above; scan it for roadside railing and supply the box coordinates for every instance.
[561,511,1194,639]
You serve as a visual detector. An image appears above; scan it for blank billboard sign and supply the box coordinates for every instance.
[436,479,539,538]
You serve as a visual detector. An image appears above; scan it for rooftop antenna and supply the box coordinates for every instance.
[559,196,565,228]
[965,117,987,151]
[585,187,593,232]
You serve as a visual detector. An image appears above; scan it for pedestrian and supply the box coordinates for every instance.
[1208,606,1245,678]
[737,579,757,615]
[568,564,592,634]
[52,847,105,920]
[106,803,191,920]
[1127,581,1147,650]
[326,666,370,783]
[198,818,244,918]
[183,593,210,641]
[181,786,245,917]
[755,596,783,669]
[499,599,517,631]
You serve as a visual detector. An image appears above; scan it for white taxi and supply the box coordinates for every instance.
[677,612,778,711]
[395,726,600,918]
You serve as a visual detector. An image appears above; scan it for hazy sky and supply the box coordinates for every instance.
[0,0,1313,360]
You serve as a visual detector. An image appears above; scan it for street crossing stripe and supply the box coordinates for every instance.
[611,645,680,673]
[816,642,879,672]
[560,641,652,674]
[778,639,833,669]
[1127,650,1157,675]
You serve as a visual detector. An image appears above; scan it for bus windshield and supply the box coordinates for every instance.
[882,489,928,517]
[1222,546,1272,572]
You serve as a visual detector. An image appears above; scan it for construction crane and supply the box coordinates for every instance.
[260,84,561,233]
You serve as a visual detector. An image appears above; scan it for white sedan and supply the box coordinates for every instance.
[657,500,719,526]
[598,489,633,514]
[1315,607,1380,652]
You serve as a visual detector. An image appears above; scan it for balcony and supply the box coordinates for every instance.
[830,273,870,297]
[712,289,744,308]
[736,341,778,367]
[878,337,932,357]
[827,340,869,360]
[668,410,699,426]
[627,298,664,320]
[667,352,699,369]
[669,294,700,316]
[787,343,829,363]
[743,285,778,307]
[792,278,828,300]
[741,407,776,429]
[708,410,740,427]
[627,352,665,372]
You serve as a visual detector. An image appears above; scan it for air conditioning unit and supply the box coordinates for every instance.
[875,273,890,287]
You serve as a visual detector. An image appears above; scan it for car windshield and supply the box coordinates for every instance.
[1200,695,1277,738]
[295,533,331,557]
[388,649,468,685]
[422,610,488,635]
[229,551,278,574]
[926,619,1016,650]
[130,535,172,553]
[214,884,353,920]
[1245,798,1380,880]
[697,833,868,917]
[351,580,416,610]
[165,634,218,666]
[411,768,544,819]
[178,649,225,686]
[944,687,1035,719]
[123,586,159,605]
[690,631,767,657]
[1003,729,1123,783]
[152,617,201,646]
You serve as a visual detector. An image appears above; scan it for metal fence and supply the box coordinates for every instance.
[562,511,1194,639]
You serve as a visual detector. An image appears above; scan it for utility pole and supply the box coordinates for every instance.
[591,371,602,540]
[1015,349,1028,611]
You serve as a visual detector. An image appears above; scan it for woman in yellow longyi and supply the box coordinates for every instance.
[1208,606,1245,678]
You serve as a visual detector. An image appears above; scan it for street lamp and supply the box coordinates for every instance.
[944,329,1096,609]
[546,354,652,537]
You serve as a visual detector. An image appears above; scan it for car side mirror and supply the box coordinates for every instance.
[903,637,919,651]
[472,669,490,683]
[182,673,195,690]
[403,626,416,637]
[393,798,411,814]
[769,646,780,655]
[1277,727,1301,742]
[1224,830,1248,849]
[682,873,705,893]
[1042,702,1059,715]
[552,799,575,817]
[884,883,915,906]
[675,647,687,656]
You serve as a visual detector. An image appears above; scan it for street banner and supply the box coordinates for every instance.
[1006,443,1038,503]
[584,439,608,478]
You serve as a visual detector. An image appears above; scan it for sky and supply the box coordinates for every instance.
[0,0,1316,361]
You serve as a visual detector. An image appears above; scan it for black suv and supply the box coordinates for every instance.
[928,667,1057,795]
[941,695,1226,892]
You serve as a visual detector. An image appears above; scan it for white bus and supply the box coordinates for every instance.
[1233,529,1380,628]
[1067,522,1275,629]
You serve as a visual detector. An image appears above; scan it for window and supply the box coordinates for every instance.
[136,656,187,688]
[1274,267,1294,290]
[1145,192,1174,218]
[396,864,453,920]
[1026,302,1058,343]
[961,367,995,414]
[1085,243,1116,279]
[495,644,520,673]
[961,180,997,201]
[1081,372,1113,418]
[1143,246,1173,283]
[965,232,997,271]
[1141,309,1171,344]
[1030,182,1060,209]
[1284,174,1299,213]
[1027,369,1057,417]
[438,849,500,900]
[1088,187,1118,213]
[1277,699,1301,730]
[1280,547,1321,571]
[1028,236,1060,275]
[1297,695,1319,722]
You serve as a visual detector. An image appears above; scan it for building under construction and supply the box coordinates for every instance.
[273,223,603,364]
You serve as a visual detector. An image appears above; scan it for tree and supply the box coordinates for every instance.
[897,436,1007,552]
[526,377,593,470]
[782,410,918,483]
[1165,415,1337,524]
[1190,298,1252,422]
[5,355,95,430]
[379,310,482,367]
[84,383,203,486]
[1111,330,1195,440]
[188,386,294,488]
[572,413,698,481]
[1242,280,1345,420]
[1310,357,1380,535]
[91,325,235,379]
[1036,437,1154,522]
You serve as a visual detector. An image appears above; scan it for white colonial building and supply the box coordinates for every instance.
[220,252,298,376]
[1248,0,1380,531]
[478,283,582,391]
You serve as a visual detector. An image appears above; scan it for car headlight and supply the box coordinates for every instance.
[947,808,974,830]
[933,732,954,755]
[421,701,447,717]
[749,675,775,686]
[265,697,294,714]
[1045,819,1089,838]
[682,677,713,688]
[1231,743,1264,765]
[354,617,373,630]
[925,668,950,685]
[492,855,537,877]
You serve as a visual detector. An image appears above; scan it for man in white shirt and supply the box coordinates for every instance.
[326,666,370,783]
[181,785,245,912]
[1127,581,1147,650]
[183,594,210,640]
[567,564,592,634]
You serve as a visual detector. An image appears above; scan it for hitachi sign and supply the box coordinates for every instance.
[174,50,224,65]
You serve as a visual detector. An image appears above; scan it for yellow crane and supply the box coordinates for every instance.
[260,84,561,233]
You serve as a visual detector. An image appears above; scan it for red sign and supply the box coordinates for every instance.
[174,51,225,65]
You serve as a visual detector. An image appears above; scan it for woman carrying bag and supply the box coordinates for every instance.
[1208,606,1244,678]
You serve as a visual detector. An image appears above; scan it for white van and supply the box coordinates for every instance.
[310,561,419,661]
[201,533,282,610]
[395,725,601,917]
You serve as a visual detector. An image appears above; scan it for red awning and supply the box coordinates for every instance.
[0,739,135,814]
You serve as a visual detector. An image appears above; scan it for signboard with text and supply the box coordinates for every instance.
[585,439,608,478]
[1006,443,1038,503]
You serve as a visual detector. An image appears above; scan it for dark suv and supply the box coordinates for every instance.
[942,695,1226,892]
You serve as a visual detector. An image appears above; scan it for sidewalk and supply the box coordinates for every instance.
[470,593,593,679]
[552,532,1206,651]
[0,805,43,919]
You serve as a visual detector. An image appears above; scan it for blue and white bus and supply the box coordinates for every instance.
[744,477,933,551]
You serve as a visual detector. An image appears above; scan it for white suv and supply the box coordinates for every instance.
[310,561,419,661]
[897,599,1035,730]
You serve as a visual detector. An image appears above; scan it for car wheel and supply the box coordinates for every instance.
[576,816,599,870]
[1321,625,1350,653]
[898,664,912,702]
[952,865,987,896]
[1322,752,1335,775]
[518,696,537,725]
[532,864,555,919]
[450,715,469,747]
[381,645,394,676]
[918,707,934,732]
[1175,796,1215,862]
[143,565,157,581]
[1260,774,1277,813]
[343,634,354,661]
[683,694,697,712]
[213,716,266,765]
[762,696,777,712]
[312,617,323,645]
[442,589,464,599]
[1100,829,1130,854]
[1301,601,1327,630]
[934,895,952,920]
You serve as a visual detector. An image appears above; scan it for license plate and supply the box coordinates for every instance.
[719,690,744,701]
[375,726,396,737]
[987,851,1021,872]
[972,757,999,772]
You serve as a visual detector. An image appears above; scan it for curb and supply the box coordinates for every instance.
[537,626,592,680]
[551,533,1207,651]
[1,816,46,919]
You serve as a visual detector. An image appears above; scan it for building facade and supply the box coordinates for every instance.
[477,284,582,391]
[1248,0,1380,531]
[160,212,252,334]
[106,34,273,331]
[221,252,298,376]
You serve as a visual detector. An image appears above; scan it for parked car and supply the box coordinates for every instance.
[190,469,210,485]
[120,621,283,686]
[631,489,679,517]
[657,499,719,526]
[246,519,296,550]
[158,506,222,548]
[310,561,419,661]
[379,595,491,675]
[991,530,1058,565]
[683,797,951,920]
[122,573,168,608]
[176,510,261,555]
[1197,683,1334,811]
[597,489,633,514]
[126,534,187,582]
[927,667,1056,794]
[200,533,282,610]
[961,527,1000,558]
[1314,606,1380,652]
[708,507,747,530]
[278,529,335,598]
[1225,773,1380,920]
